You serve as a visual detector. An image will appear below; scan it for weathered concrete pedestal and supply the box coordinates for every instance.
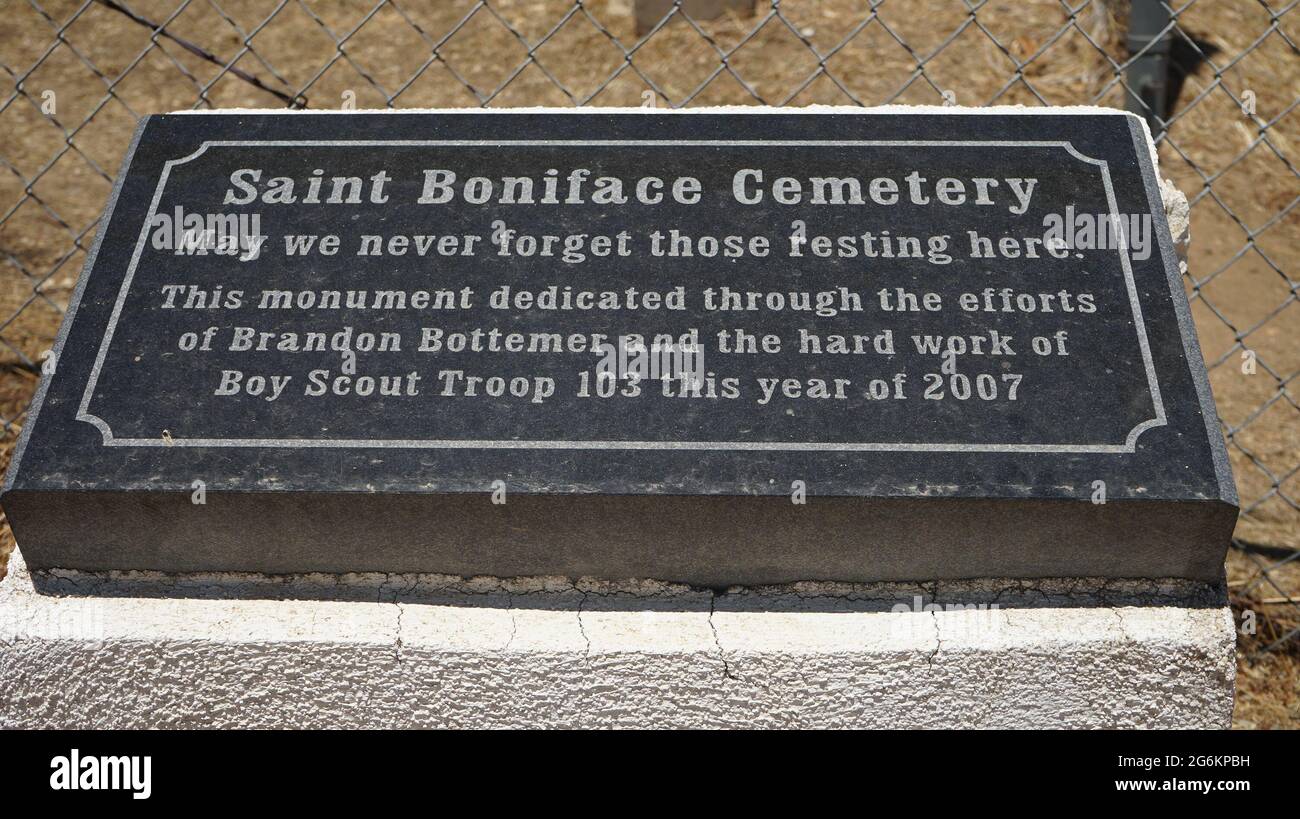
[0,548,1235,728]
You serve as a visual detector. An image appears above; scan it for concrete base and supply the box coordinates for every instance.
[0,548,1235,728]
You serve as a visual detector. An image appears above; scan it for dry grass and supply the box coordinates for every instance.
[0,0,1296,726]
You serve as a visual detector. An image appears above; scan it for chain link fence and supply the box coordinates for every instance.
[0,0,1297,719]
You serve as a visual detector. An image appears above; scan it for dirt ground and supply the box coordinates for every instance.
[0,0,1296,727]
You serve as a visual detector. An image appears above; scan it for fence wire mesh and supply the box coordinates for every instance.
[0,0,1296,714]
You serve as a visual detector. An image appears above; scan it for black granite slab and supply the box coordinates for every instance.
[1,110,1237,583]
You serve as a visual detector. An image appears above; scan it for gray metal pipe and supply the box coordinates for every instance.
[1125,0,1174,140]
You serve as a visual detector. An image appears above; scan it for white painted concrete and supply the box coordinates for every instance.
[0,548,1235,728]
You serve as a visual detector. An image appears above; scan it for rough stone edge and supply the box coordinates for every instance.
[0,548,1236,728]
[13,545,1226,608]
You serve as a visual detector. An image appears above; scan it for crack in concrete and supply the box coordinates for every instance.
[709,592,738,682]
[924,611,943,670]
[394,602,405,666]
[503,593,517,652]
[576,591,591,659]
[1112,607,1132,642]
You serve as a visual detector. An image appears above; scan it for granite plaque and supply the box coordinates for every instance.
[0,110,1237,583]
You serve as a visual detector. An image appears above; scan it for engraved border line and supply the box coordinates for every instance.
[75,139,1166,453]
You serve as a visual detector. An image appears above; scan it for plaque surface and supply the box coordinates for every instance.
[1,110,1237,583]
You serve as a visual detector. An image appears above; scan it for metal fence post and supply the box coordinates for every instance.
[1125,0,1173,140]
